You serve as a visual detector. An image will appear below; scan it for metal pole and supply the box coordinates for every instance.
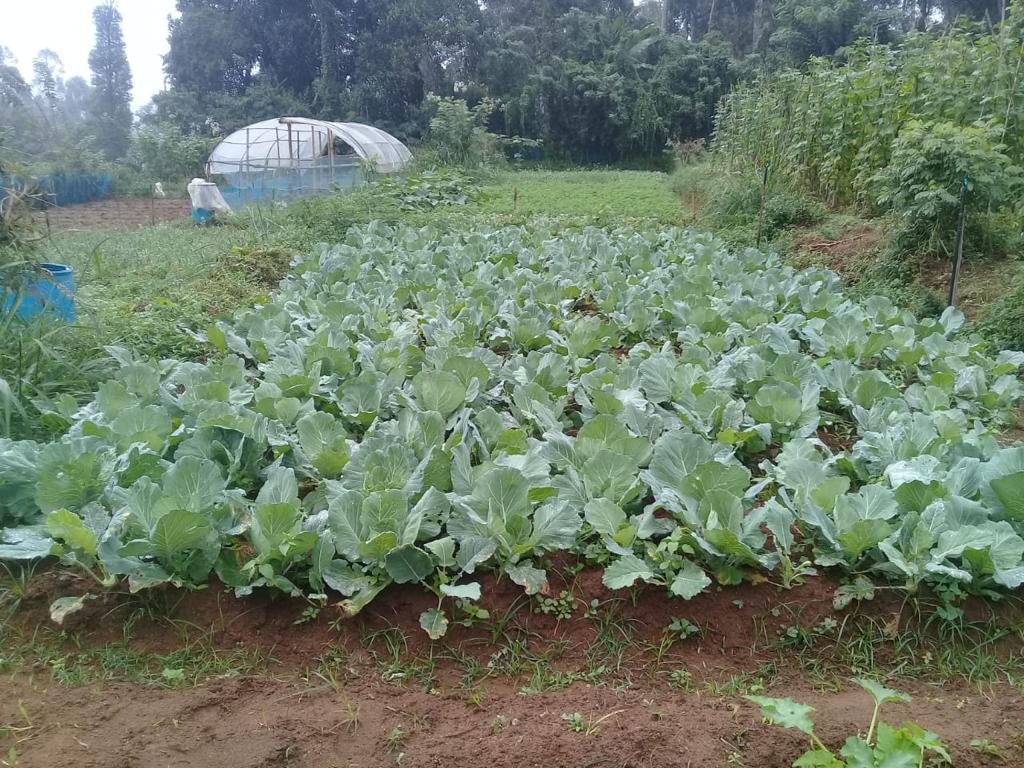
[245,127,251,206]
[947,177,970,308]
[328,128,335,192]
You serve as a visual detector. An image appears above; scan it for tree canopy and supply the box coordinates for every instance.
[88,1,134,161]
[0,0,1015,167]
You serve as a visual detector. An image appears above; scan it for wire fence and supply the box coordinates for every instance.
[217,161,363,208]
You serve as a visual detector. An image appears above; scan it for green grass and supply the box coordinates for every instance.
[478,169,685,225]
[0,625,265,687]
[1,217,292,439]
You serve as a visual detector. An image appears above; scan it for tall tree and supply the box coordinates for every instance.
[87,1,134,160]
[0,47,30,109]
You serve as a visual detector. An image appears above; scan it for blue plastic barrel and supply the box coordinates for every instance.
[192,208,215,224]
[2,263,76,322]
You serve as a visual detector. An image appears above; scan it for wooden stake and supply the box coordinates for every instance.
[755,161,769,248]
[947,177,970,308]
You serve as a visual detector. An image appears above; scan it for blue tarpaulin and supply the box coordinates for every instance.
[0,172,114,208]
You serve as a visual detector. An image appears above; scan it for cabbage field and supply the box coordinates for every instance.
[3,223,1024,637]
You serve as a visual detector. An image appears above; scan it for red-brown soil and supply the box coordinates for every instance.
[792,224,884,283]
[34,198,191,232]
[2,565,1022,768]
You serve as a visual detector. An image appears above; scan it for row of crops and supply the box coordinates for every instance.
[3,224,1024,635]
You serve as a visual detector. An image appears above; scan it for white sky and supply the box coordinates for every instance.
[2,0,180,110]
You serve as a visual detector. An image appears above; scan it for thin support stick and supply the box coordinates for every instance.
[755,161,769,248]
[947,177,969,308]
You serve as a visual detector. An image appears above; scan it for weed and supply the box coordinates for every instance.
[363,627,436,688]
[519,665,582,695]
[561,712,584,733]
[667,667,696,692]
[465,685,486,707]
[385,725,407,753]
[560,709,624,736]
[666,617,702,641]
[305,647,357,690]
[477,170,683,226]
[0,562,35,626]
[970,738,1005,760]
[294,604,321,625]
[1,626,264,687]
[705,663,779,697]
[533,590,575,620]
[788,611,1024,687]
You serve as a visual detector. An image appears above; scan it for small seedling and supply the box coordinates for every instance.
[534,591,575,620]
[970,738,1004,760]
[562,712,584,733]
[747,678,951,767]
[667,617,702,640]
[561,710,624,736]
[294,604,321,625]
[668,667,695,692]
[385,725,407,753]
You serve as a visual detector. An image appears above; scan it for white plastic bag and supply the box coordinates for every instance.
[187,178,233,213]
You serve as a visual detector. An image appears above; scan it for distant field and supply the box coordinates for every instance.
[479,169,685,224]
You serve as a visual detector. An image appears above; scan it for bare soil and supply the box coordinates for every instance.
[34,198,191,232]
[792,224,885,283]
[915,253,1022,322]
[3,566,1023,768]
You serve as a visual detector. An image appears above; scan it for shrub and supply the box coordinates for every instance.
[870,120,1023,254]
[425,96,503,167]
[705,173,825,240]
[976,280,1024,352]
[120,124,220,193]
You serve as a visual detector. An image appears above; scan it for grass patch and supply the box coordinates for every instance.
[0,625,266,687]
[775,611,1024,691]
[478,170,685,225]
[1,219,291,439]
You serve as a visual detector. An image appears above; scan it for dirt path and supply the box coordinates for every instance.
[3,669,1018,768]
[1,570,1021,768]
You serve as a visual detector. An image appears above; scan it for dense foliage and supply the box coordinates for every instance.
[0,0,1015,170]
[147,0,1010,163]
[3,225,1024,634]
[713,8,1024,241]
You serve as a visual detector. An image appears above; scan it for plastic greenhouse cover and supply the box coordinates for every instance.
[207,118,413,175]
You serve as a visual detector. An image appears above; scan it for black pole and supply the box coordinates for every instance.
[947,176,969,308]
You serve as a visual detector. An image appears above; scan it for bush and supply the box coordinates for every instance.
[425,96,504,167]
[870,120,1023,254]
[118,124,220,194]
[976,280,1024,352]
[704,173,825,240]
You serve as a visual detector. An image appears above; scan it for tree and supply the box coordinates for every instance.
[87,1,134,160]
[0,47,30,109]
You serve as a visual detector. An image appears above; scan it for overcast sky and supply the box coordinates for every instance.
[3,0,179,110]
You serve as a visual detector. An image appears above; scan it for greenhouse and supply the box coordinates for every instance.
[206,117,413,207]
